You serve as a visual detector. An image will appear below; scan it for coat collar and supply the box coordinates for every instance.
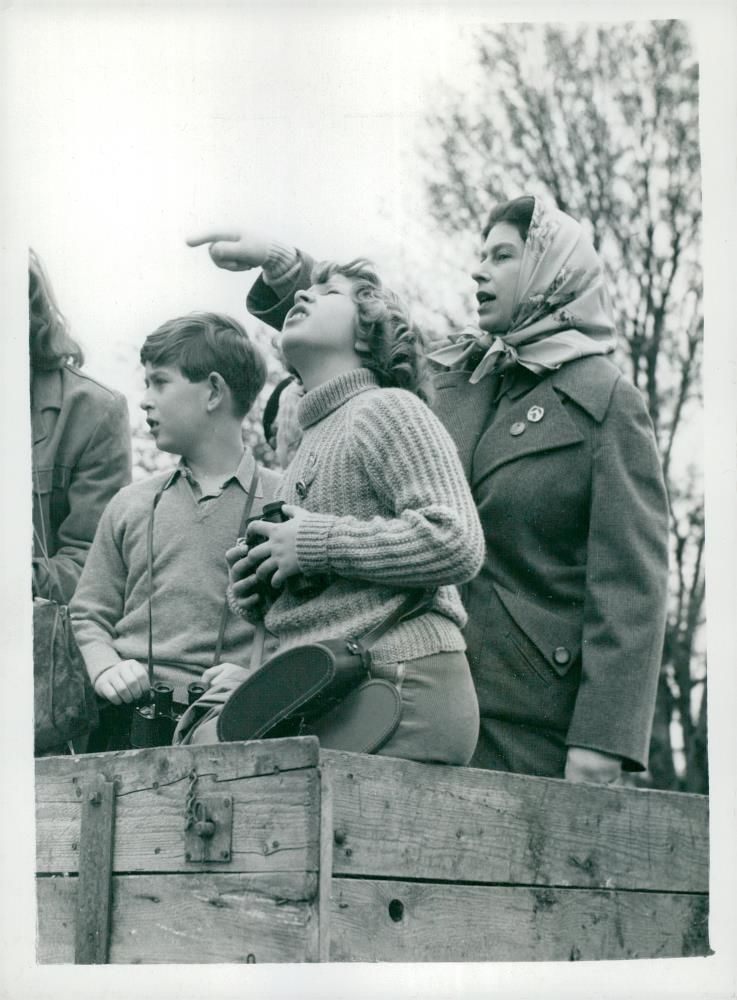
[471,375,585,483]
[548,356,621,424]
[431,356,622,485]
[432,355,620,424]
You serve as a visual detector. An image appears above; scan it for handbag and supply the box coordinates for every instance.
[215,590,431,749]
[32,472,99,753]
[33,598,100,753]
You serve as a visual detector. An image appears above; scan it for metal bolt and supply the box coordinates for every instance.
[334,829,346,846]
[89,791,102,805]
[220,850,230,860]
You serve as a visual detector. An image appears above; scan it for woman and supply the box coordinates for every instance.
[30,249,132,604]
[189,198,669,783]
[223,257,485,765]
[428,196,669,783]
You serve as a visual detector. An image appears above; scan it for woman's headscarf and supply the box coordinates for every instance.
[430,196,616,384]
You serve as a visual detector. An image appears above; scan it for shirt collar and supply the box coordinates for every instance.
[162,450,257,494]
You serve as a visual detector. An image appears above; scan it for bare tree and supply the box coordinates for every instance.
[418,20,705,790]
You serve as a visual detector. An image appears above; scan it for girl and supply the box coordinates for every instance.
[30,249,131,604]
[223,257,485,765]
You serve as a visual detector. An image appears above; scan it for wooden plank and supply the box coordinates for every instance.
[35,737,320,798]
[37,872,319,964]
[328,878,711,962]
[317,765,334,963]
[74,774,116,963]
[321,751,709,892]
[36,744,321,875]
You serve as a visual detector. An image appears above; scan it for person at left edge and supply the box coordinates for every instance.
[30,249,132,604]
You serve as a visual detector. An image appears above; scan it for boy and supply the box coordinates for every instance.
[70,312,279,745]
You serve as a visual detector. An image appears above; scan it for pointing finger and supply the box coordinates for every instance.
[186,229,243,248]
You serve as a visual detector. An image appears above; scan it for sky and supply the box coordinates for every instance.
[7,3,475,412]
[2,3,737,997]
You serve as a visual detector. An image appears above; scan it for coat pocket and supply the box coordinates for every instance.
[32,465,71,495]
[493,582,581,677]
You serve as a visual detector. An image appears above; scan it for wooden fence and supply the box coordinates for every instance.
[35,737,709,963]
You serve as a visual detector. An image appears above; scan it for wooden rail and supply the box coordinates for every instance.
[35,737,709,963]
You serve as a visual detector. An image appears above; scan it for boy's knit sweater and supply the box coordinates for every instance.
[71,453,278,698]
[258,368,485,665]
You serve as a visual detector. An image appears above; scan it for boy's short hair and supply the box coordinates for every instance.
[140,312,267,418]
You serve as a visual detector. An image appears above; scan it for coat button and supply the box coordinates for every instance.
[553,646,571,666]
[295,480,308,499]
[510,421,526,436]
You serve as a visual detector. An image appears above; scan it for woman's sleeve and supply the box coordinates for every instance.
[33,392,132,604]
[246,246,315,331]
[566,378,669,770]
[294,392,485,588]
[69,494,129,686]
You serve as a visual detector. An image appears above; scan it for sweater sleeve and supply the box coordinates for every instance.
[295,391,485,587]
[566,378,669,770]
[246,247,315,331]
[69,493,132,685]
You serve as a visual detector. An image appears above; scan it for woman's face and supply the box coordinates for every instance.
[472,221,526,336]
[281,273,359,365]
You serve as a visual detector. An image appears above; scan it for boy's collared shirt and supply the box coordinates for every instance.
[70,450,280,702]
[166,449,257,502]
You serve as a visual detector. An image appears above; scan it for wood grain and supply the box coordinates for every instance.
[328,878,711,962]
[36,740,322,875]
[74,773,116,963]
[321,751,709,892]
[37,872,319,964]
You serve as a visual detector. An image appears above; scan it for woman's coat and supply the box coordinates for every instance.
[32,364,132,604]
[432,356,669,774]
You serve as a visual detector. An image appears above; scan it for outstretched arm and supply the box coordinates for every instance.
[187,228,314,331]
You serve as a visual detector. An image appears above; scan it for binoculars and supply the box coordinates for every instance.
[246,500,322,602]
[129,680,207,749]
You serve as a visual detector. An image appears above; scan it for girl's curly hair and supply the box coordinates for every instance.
[29,248,84,371]
[311,258,431,404]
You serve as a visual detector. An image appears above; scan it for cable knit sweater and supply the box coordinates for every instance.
[257,368,485,665]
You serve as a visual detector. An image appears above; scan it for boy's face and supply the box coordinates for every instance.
[140,363,210,456]
[281,273,359,365]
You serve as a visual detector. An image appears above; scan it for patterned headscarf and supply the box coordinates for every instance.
[429,196,617,384]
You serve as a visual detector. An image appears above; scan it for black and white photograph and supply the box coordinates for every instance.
[1,1,735,997]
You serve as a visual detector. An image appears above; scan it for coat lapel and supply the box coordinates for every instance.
[431,370,495,480]
[31,370,63,445]
[471,377,584,485]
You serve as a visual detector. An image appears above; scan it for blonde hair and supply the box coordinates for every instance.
[311,259,430,403]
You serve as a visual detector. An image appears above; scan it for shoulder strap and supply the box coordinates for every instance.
[211,465,261,667]
[146,486,166,687]
[350,590,433,657]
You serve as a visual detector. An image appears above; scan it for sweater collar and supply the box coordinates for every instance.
[298,368,379,429]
